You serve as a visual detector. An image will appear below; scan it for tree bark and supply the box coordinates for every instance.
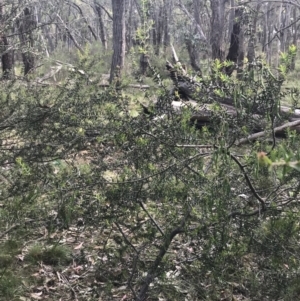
[284,5,292,51]
[0,1,13,79]
[139,54,149,75]
[210,0,226,60]
[237,19,244,79]
[185,35,201,72]
[247,2,261,67]
[1,36,13,79]
[228,0,235,42]
[125,0,133,51]
[18,7,36,75]
[225,8,243,76]
[291,8,297,70]
[163,0,170,51]
[154,4,163,56]
[263,3,272,65]
[110,0,126,83]
[277,3,284,67]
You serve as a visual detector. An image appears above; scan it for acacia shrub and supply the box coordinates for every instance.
[0,52,300,300]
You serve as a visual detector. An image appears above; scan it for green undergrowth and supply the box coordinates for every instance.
[1,47,300,300]
[25,244,72,265]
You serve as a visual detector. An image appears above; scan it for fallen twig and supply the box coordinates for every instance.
[0,224,20,239]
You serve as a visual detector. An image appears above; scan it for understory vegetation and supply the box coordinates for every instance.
[1,46,300,301]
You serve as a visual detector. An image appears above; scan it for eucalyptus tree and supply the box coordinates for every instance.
[178,0,206,72]
[17,6,36,75]
[0,0,13,78]
[210,0,227,60]
[94,0,109,50]
[110,0,126,83]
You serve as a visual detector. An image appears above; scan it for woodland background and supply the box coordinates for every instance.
[2,0,300,300]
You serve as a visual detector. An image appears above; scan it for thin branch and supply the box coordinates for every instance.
[229,208,265,218]
[56,13,84,54]
[127,252,139,300]
[66,0,98,41]
[175,144,214,149]
[263,14,300,48]
[99,152,204,185]
[138,201,165,236]
[230,153,266,209]
[136,212,189,301]
[114,222,138,254]
[6,21,56,38]
[236,119,300,145]
[245,0,300,10]
[0,224,20,239]
[93,2,113,20]
[177,0,207,42]
[141,131,214,151]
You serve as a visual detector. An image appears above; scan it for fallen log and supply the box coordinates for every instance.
[142,98,300,138]
[144,46,300,141]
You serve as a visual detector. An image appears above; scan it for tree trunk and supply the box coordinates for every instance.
[236,22,244,79]
[185,34,201,72]
[277,3,283,67]
[284,5,292,51]
[110,0,126,84]
[263,3,272,65]
[0,1,13,79]
[247,2,261,67]
[139,54,149,75]
[185,0,203,72]
[151,5,157,52]
[94,2,107,50]
[193,0,202,27]
[163,0,170,51]
[210,0,226,60]
[177,0,204,72]
[225,8,243,76]
[228,0,235,42]
[154,4,163,56]
[1,36,13,79]
[291,8,297,70]
[126,0,133,51]
[18,7,36,75]
[43,24,55,53]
